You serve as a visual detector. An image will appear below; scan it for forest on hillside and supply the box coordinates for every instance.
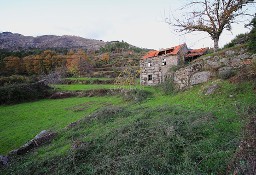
[0,41,147,77]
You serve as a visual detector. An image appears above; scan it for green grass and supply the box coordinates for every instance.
[53,84,116,91]
[52,84,146,91]
[0,96,122,155]
[66,77,113,81]
[1,80,256,174]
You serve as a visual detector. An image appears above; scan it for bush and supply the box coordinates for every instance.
[120,89,152,103]
[223,33,249,49]
[0,75,32,86]
[218,67,236,80]
[0,82,52,104]
[158,78,177,95]
[248,15,256,53]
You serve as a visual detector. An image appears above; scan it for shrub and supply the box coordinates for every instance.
[158,78,177,95]
[0,82,52,104]
[223,33,249,49]
[120,89,152,103]
[0,75,32,86]
[248,15,256,53]
[218,67,236,80]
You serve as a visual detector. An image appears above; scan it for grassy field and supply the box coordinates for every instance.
[1,79,255,174]
[66,77,113,81]
[53,84,118,91]
[52,84,147,91]
[0,96,122,155]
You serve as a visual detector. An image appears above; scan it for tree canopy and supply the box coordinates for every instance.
[167,0,255,51]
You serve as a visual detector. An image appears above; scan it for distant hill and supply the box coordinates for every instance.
[0,32,106,51]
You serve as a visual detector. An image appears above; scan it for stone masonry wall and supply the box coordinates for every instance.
[140,55,180,86]
[173,46,255,90]
[140,57,162,86]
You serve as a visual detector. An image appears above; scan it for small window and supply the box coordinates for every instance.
[162,58,166,66]
[148,74,153,81]
[148,62,152,67]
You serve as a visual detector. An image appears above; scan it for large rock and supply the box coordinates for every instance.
[206,60,222,69]
[218,67,235,79]
[174,62,204,89]
[219,58,229,66]
[0,155,8,166]
[225,50,235,56]
[230,58,243,67]
[203,84,220,95]
[190,71,211,85]
[49,92,76,99]
[9,130,57,155]
[237,53,250,60]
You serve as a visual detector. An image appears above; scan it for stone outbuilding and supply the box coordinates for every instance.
[140,43,208,86]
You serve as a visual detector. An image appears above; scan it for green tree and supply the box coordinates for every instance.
[248,14,256,52]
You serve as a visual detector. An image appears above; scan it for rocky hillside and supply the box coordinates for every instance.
[0,32,106,51]
[173,45,256,90]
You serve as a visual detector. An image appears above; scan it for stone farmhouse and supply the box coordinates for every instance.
[140,43,208,86]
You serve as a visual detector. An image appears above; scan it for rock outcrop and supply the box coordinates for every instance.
[0,155,8,166]
[173,46,255,90]
[9,130,57,155]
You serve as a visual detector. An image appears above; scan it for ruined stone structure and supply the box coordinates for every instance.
[140,43,208,86]
[173,47,255,90]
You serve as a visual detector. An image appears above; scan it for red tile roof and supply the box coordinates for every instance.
[185,48,208,58]
[142,50,159,59]
[170,44,185,55]
[143,44,186,59]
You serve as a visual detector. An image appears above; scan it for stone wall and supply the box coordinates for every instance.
[160,55,179,81]
[140,55,180,86]
[140,57,162,86]
[173,46,255,90]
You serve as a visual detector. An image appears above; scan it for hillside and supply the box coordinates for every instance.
[0,32,106,51]
[0,41,148,78]
[1,43,256,174]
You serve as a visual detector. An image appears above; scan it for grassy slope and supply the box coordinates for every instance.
[1,80,255,174]
[0,96,122,155]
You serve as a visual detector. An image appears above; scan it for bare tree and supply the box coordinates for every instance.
[167,0,255,51]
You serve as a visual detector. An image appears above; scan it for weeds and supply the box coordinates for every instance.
[1,80,256,175]
[3,105,239,174]
[120,89,152,103]
[157,78,177,95]
[227,105,256,175]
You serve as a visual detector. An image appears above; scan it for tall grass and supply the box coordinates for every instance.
[1,80,256,174]
[0,96,122,154]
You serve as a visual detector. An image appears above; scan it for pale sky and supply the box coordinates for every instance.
[0,0,255,49]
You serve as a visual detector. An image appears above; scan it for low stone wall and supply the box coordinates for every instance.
[173,46,255,90]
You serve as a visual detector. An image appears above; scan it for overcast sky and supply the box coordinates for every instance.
[0,0,255,50]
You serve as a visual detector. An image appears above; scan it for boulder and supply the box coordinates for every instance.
[203,84,220,95]
[9,130,57,155]
[174,62,204,89]
[190,71,211,85]
[225,50,235,56]
[0,155,8,166]
[230,58,243,67]
[206,60,222,69]
[49,92,76,99]
[219,58,229,66]
[218,67,235,79]
[237,53,250,60]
